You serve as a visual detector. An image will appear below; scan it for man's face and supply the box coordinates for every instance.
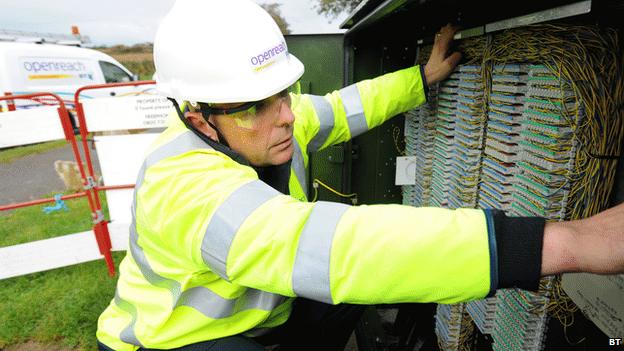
[213,92,295,167]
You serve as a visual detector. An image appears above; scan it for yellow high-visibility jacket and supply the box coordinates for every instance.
[97,66,543,350]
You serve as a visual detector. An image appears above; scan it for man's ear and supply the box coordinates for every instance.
[185,112,219,142]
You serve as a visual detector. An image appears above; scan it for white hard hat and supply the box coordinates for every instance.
[154,0,304,104]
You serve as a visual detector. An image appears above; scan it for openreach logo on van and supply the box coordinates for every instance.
[250,41,287,72]
[21,58,95,81]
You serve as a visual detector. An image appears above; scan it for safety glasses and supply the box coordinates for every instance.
[198,81,301,117]
[195,82,301,130]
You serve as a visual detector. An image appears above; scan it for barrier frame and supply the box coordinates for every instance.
[72,80,158,275]
[1,82,162,278]
[0,92,117,275]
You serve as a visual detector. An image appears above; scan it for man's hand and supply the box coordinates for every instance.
[542,202,624,275]
[424,24,462,86]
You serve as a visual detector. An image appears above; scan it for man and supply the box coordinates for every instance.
[97,1,624,350]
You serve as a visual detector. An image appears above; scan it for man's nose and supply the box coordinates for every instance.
[278,101,295,126]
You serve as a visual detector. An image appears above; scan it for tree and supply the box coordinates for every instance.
[260,3,291,35]
[315,0,363,19]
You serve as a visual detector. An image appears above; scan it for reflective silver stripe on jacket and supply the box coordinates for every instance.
[292,139,307,197]
[115,290,143,348]
[201,180,280,279]
[178,286,286,319]
[291,201,349,304]
[306,94,335,153]
[339,84,369,138]
[117,130,286,345]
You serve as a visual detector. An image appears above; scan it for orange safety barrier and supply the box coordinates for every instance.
[0,92,116,275]
[0,82,163,278]
[74,81,156,203]
[72,80,157,276]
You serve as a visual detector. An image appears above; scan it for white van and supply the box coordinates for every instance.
[0,42,144,109]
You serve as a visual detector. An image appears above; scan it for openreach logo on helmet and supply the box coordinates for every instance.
[250,41,287,72]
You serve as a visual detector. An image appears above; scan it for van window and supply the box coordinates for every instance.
[99,61,132,83]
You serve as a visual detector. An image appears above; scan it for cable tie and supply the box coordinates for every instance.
[83,176,97,190]
[93,210,105,224]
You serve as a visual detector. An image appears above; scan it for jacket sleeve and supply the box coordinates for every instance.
[293,65,428,154]
[165,153,544,305]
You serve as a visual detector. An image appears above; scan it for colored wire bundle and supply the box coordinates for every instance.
[481,24,623,343]
[484,24,623,220]
[428,24,623,348]
[412,24,622,349]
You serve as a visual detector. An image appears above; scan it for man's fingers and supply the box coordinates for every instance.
[440,23,460,38]
[444,51,462,70]
[434,34,451,53]
[434,24,459,53]
[426,24,462,84]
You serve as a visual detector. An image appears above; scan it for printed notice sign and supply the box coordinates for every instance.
[562,273,624,338]
[81,95,174,132]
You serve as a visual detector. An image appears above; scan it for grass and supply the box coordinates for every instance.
[0,252,124,351]
[0,192,122,351]
[0,140,68,164]
[120,60,155,81]
[96,45,156,80]
[0,193,106,247]
[106,52,152,63]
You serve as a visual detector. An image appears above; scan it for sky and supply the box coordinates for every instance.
[0,0,350,46]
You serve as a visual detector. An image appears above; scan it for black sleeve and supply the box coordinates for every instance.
[490,210,545,292]
[419,65,430,102]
